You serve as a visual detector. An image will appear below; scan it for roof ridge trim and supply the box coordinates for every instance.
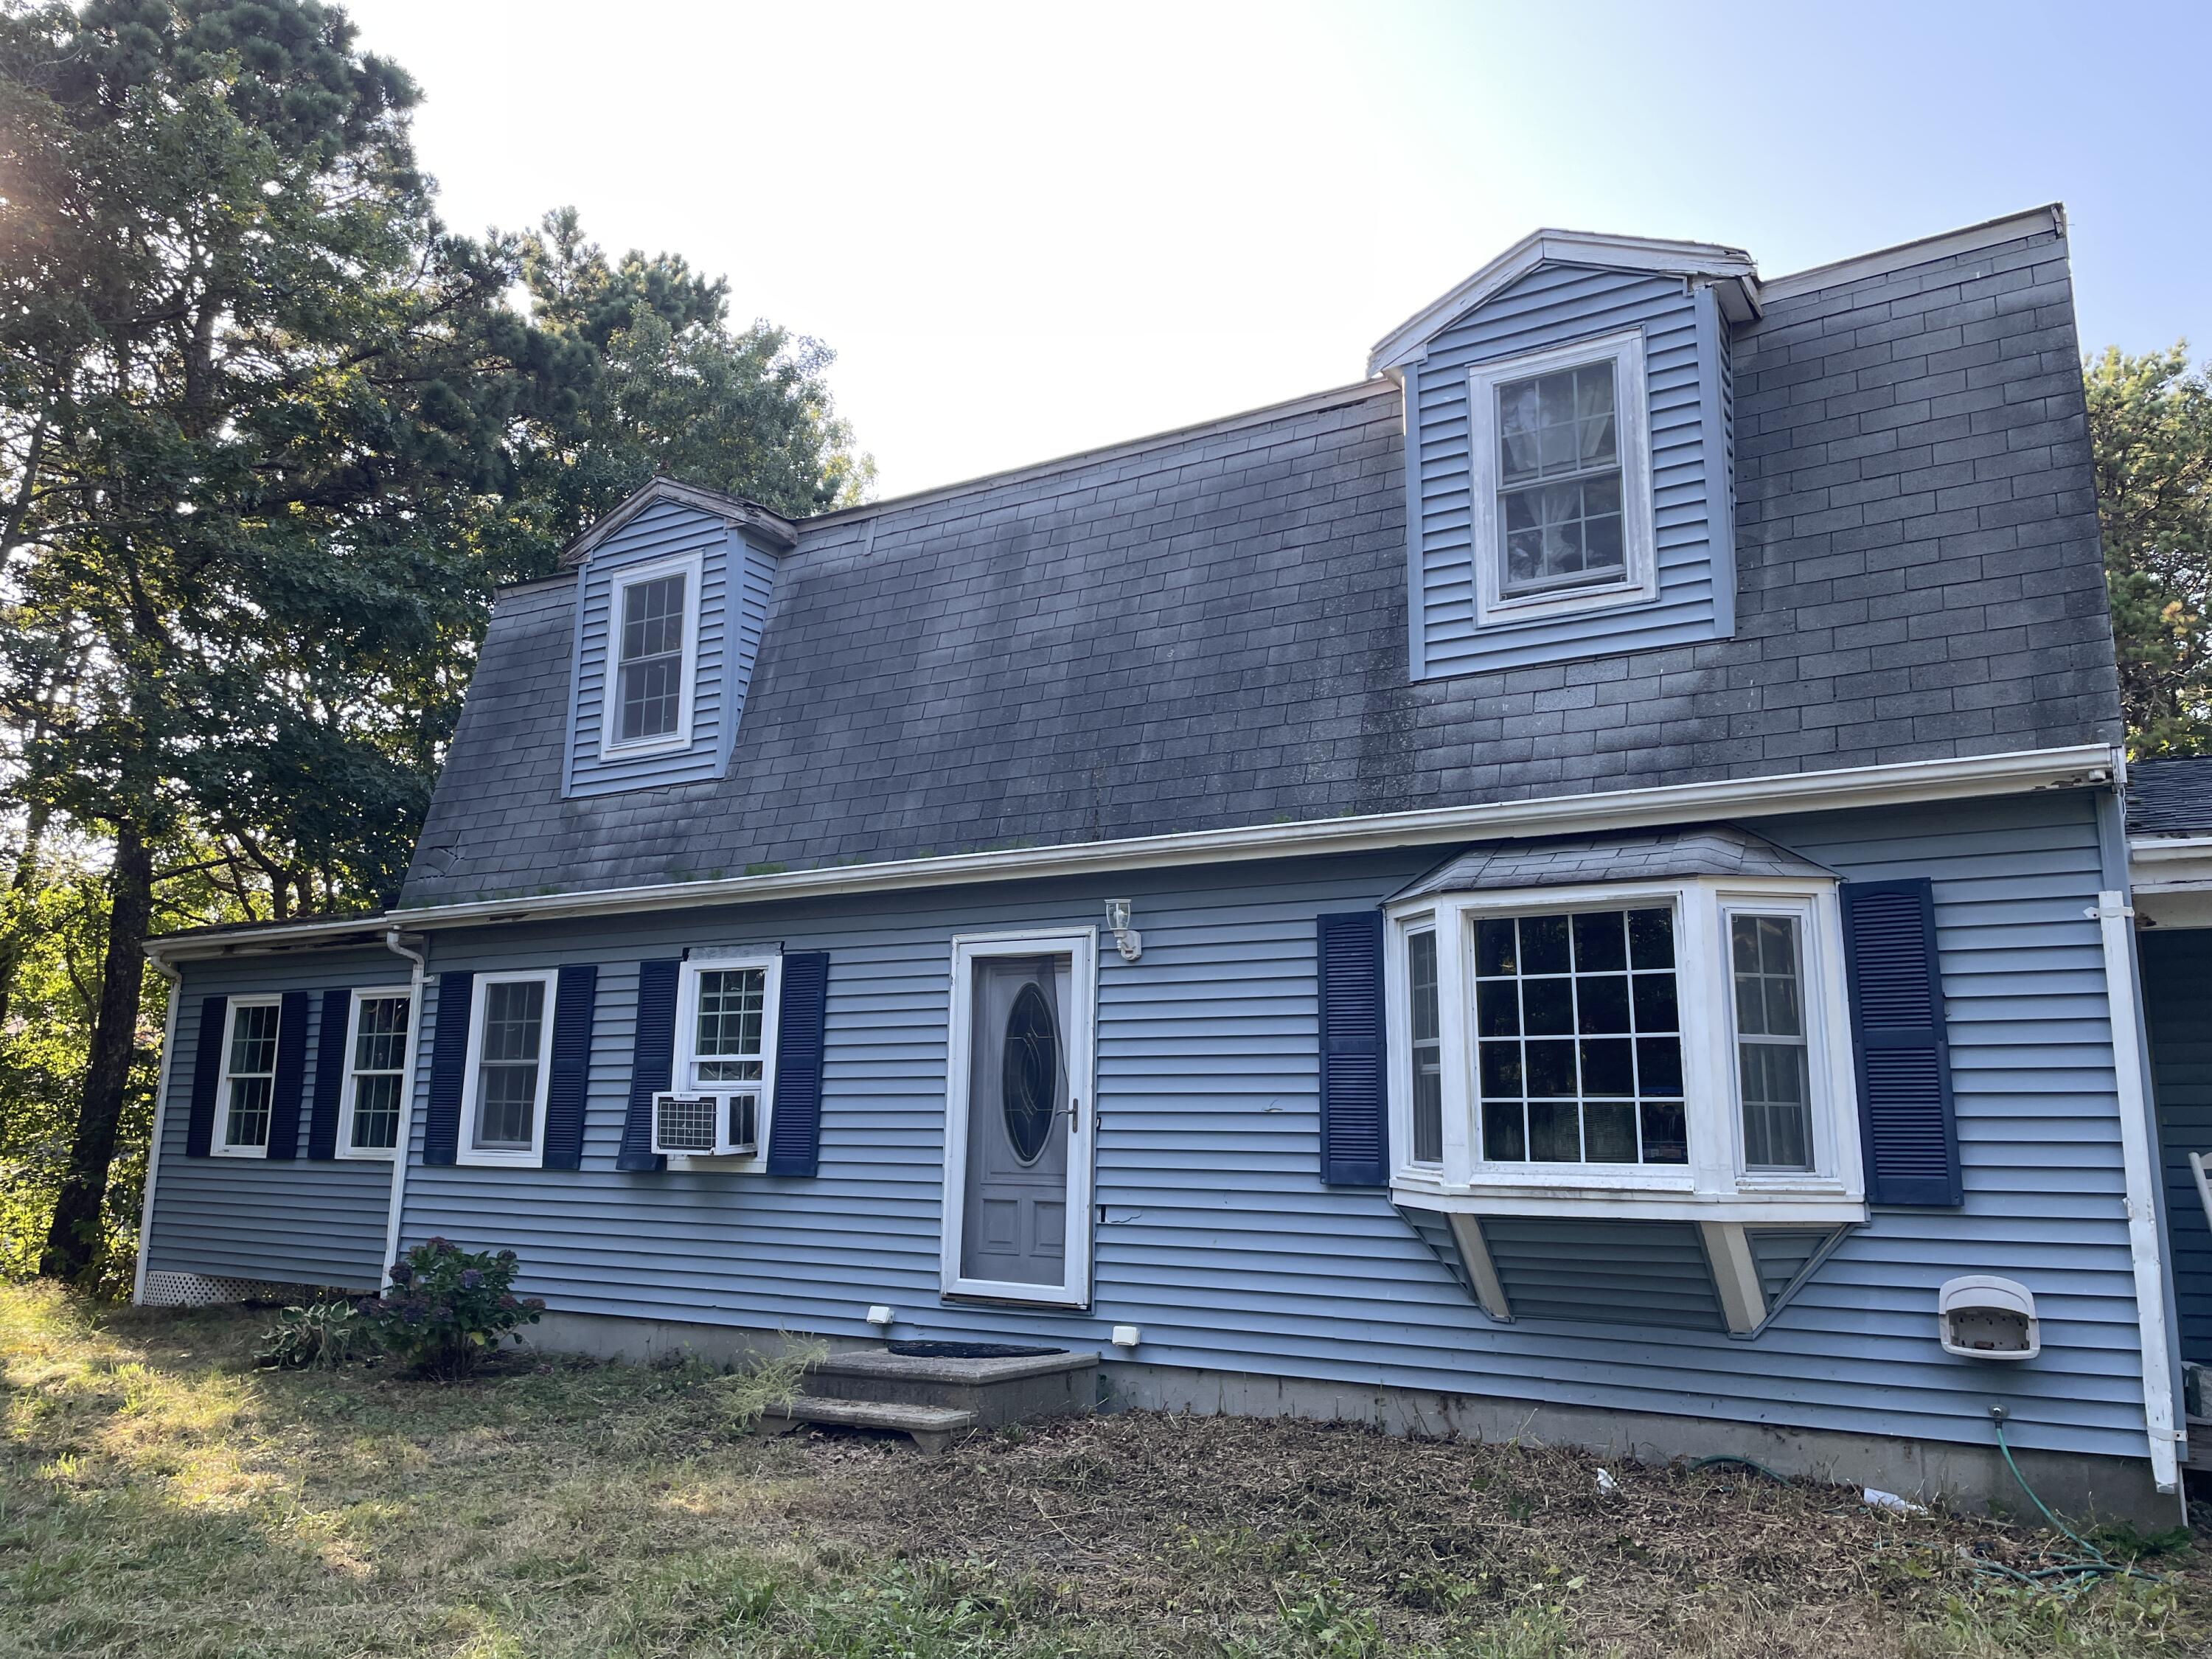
[796,379,1399,532]
[1759,204,2065,302]
[148,744,2116,961]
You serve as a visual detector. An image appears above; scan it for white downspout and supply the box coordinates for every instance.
[2093,887,2183,1495]
[378,928,428,1289]
[130,948,183,1306]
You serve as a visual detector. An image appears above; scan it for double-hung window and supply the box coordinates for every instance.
[458,970,559,1166]
[602,553,700,754]
[338,988,412,1158]
[213,997,282,1156]
[1467,329,1656,628]
[661,950,782,1162]
[1388,877,1862,1222]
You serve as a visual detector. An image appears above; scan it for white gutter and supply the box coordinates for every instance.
[128,956,184,1306]
[2093,888,2183,1494]
[378,928,428,1290]
[147,743,2118,959]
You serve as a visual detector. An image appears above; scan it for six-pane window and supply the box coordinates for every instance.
[1731,914,1813,1171]
[615,572,688,744]
[347,993,411,1152]
[473,979,548,1150]
[222,1001,282,1151]
[1495,361,1624,595]
[689,966,766,1088]
[1473,907,1686,1166]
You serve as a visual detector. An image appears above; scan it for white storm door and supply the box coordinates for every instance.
[941,929,1097,1307]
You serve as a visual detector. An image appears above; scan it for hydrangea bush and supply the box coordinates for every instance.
[361,1237,546,1380]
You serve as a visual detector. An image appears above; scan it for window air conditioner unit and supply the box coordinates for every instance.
[651,1091,759,1158]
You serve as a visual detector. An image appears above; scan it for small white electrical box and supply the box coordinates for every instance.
[1110,1324,1141,1350]
[1937,1275,2039,1360]
[865,1305,894,1329]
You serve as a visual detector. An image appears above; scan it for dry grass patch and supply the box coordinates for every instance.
[1,1281,2205,1656]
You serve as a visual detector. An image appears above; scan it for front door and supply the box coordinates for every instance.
[942,931,1096,1306]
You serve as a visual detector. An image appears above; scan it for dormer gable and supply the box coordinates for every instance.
[560,477,795,799]
[1380,230,1756,681]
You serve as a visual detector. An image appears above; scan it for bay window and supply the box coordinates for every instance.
[1386,874,1863,1222]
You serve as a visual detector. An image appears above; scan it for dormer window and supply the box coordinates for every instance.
[1468,329,1657,629]
[604,552,700,754]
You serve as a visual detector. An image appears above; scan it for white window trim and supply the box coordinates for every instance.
[1467,327,1658,630]
[939,927,1099,1309]
[1384,876,1865,1223]
[210,995,282,1158]
[597,549,702,759]
[335,986,413,1162]
[456,969,560,1169]
[667,947,784,1171]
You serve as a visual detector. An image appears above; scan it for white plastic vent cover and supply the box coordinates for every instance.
[1937,1275,2039,1360]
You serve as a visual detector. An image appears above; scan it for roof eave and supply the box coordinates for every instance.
[1367,228,1760,375]
[556,476,799,568]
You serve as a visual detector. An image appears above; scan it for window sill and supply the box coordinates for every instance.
[453,1149,542,1169]
[601,732,692,760]
[209,1145,269,1160]
[335,1148,397,1163]
[664,1153,768,1174]
[1391,1178,1865,1226]
[1475,574,1660,630]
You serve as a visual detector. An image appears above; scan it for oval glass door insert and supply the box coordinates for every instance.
[1001,981,1060,1164]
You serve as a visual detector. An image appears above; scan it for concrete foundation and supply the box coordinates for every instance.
[524,1310,2177,1529]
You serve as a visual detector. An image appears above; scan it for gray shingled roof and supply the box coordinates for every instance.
[399,220,2121,909]
[1392,824,1832,902]
[2127,757,2212,837]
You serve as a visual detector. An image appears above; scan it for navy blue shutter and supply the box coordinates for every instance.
[767,952,831,1177]
[264,991,311,1161]
[616,959,679,1172]
[1317,911,1388,1186]
[1842,878,1961,1206]
[541,964,598,1169]
[307,987,350,1160]
[184,995,228,1158]
[422,971,474,1166]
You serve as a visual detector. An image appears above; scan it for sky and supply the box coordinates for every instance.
[344,0,2212,502]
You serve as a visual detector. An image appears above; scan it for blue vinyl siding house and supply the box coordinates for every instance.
[136,204,2191,1522]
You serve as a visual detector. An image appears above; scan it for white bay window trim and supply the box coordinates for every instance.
[1385,876,1865,1222]
[1467,328,1657,630]
[598,549,702,759]
[335,986,413,1161]
[456,969,559,1168]
[210,995,282,1158]
[665,947,784,1170]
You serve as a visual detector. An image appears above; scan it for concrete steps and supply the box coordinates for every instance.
[759,1397,977,1455]
[764,1345,1099,1453]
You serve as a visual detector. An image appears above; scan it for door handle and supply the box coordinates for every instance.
[1068,1096,1082,1134]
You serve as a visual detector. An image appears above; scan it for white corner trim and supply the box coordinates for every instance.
[2094,887,2182,1493]
[131,959,184,1304]
[378,929,428,1289]
[145,744,2122,962]
[1369,228,1756,374]
[1759,205,2064,303]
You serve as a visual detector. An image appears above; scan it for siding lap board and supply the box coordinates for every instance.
[146,946,400,1289]
[395,790,2148,1463]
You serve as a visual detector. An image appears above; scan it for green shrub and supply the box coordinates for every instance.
[254,1296,378,1370]
[361,1237,544,1380]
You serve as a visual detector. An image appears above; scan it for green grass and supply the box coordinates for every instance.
[1,1282,2206,1657]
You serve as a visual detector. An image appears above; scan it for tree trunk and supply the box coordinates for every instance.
[39,819,154,1285]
